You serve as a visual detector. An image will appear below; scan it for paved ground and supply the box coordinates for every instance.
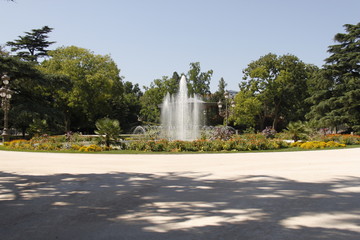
[0,148,360,240]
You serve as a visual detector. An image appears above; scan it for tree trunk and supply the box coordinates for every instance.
[64,113,71,133]
[272,102,281,130]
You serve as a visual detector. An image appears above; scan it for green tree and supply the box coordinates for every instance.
[139,74,179,123]
[238,53,314,130]
[0,45,10,57]
[95,118,121,147]
[306,23,360,133]
[230,89,262,128]
[187,62,213,96]
[7,26,55,62]
[207,77,227,125]
[0,55,61,136]
[140,63,213,124]
[38,46,123,131]
[109,81,143,131]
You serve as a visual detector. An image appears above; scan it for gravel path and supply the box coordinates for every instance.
[0,148,359,239]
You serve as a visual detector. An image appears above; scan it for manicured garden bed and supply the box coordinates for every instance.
[1,133,359,153]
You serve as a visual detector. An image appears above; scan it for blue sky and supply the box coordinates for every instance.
[1,0,359,91]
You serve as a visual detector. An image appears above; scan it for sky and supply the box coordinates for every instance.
[1,0,359,91]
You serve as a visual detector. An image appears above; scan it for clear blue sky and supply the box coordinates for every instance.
[1,0,359,91]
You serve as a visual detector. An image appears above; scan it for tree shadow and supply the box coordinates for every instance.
[0,171,360,240]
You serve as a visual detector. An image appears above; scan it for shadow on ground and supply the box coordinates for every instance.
[0,171,360,240]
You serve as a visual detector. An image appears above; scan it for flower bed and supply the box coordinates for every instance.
[318,134,360,145]
[4,135,110,152]
[3,133,357,153]
[291,141,346,149]
[126,134,290,152]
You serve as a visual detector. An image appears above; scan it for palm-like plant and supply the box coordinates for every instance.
[95,118,121,147]
[284,121,311,142]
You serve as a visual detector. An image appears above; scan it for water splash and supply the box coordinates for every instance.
[160,75,203,141]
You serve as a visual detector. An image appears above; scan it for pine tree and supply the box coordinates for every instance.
[7,26,55,62]
[307,23,360,132]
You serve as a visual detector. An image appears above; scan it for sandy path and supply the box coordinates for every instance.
[0,148,359,239]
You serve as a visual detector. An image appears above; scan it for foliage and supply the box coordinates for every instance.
[262,126,276,139]
[237,53,317,131]
[27,119,49,137]
[126,134,289,152]
[4,134,111,152]
[230,90,262,128]
[306,23,360,133]
[206,77,227,125]
[110,81,143,131]
[0,56,63,136]
[187,62,213,96]
[318,134,360,145]
[139,73,180,123]
[140,63,213,123]
[291,141,346,149]
[6,26,55,62]
[208,126,235,141]
[38,46,123,131]
[95,118,121,147]
[284,121,311,142]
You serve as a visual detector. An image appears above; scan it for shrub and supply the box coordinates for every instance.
[299,141,345,149]
[262,127,276,139]
[319,134,360,145]
[95,118,121,147]
[79,144,103,152]
[284,121,311,142]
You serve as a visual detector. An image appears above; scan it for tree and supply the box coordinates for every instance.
[109,81,143,131]
[0,45,10,57]
[140,63,213,124]
[0,55,61,136]
[207,77,227,125]
[95,118,121,147]
[230,89,262,128]
[139,74,179,123]
[237,53,314,131]
[187,62,213,96]
[7,26,55,62]
[306,23,360,133]
[38,46,123,131]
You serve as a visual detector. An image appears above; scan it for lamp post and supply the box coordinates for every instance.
[217,91,235,126]
[0,73,13,143]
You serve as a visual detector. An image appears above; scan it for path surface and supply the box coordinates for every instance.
[0,148,360,239]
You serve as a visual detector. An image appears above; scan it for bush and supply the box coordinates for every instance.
[124,133,290,152]
[95,118,121,147]
[262,127,276,139]
[319,134,360,145]
[297,141,346,149]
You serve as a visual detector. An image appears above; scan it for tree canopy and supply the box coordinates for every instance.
[1,22,359,136]
[306,23,360,132]
[6,26,55,62]
[232,53,316,130]
[38,46,123,131]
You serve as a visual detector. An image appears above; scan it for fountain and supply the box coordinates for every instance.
[160,75,203,141]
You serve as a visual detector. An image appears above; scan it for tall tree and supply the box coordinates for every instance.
[139,74,179,123]
[38,46,123,131]
[236,53,314,130]
[0,56,61,136]
[187,62,213,96]
[7,26,55,62]
[109,81,143,131]
[306,23,360,133]
[207,77,227,125]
